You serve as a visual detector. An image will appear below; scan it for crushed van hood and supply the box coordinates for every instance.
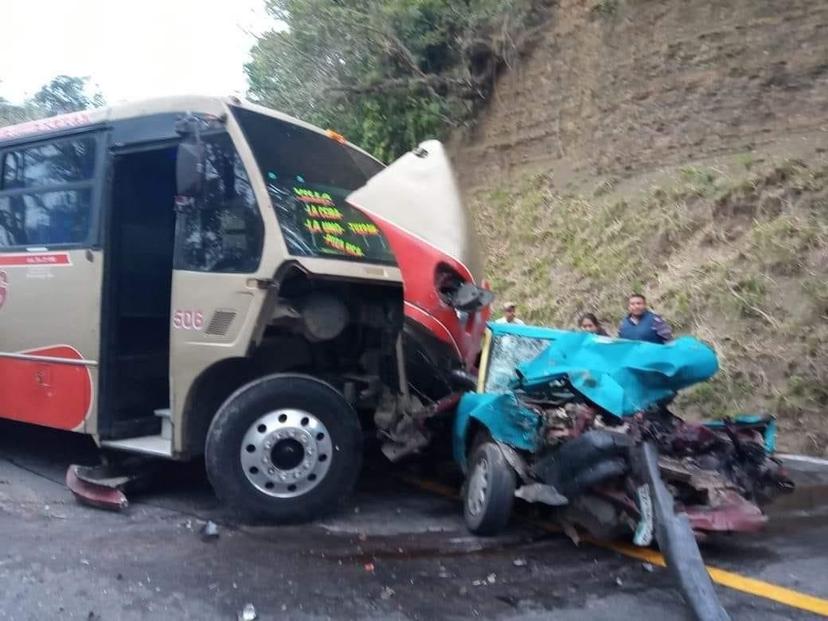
[493,324,719,417]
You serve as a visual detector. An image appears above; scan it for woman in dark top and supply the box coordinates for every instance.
[578,312,609,336]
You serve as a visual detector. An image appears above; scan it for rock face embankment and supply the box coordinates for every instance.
[452,0,828,189]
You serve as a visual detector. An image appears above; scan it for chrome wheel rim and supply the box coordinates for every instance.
[240,409,333,498]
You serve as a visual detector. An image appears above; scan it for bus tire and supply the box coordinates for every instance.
[205,374,362,523]
[463,442,516,536]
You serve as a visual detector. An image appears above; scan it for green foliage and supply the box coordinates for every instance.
[0,98,31,128]
[31,75,104,117]
[0,75,104,128]
[245,0,542,160]
[678,165,719,197]
[748,213,824,275]
[591,0,618,17]
[802,277,828,318]
[736,152,755,171]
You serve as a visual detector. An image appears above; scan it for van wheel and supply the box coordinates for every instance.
[205,374,362,523]
[463,442,516,536]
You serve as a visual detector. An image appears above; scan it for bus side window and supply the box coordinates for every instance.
[0,198,20,246]
[0,136,97,248]
[1,152,22,189]
[0,153,23,246]
[173,133,264,273]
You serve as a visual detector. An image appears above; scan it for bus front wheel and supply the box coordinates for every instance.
[205,374,362,523]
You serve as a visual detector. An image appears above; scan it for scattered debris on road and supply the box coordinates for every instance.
[200,520,220,541]
[472,573,498,587]
[65,465,129,512]
[237,603,257,621]
[65,457,166,513]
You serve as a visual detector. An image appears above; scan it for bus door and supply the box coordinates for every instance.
[0,130,105,432]
[167,126,268,454]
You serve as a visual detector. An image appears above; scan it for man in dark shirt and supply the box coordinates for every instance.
[618,293,673,343]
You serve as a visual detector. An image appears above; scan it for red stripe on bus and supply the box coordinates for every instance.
[0,346,92,431]
[0,253,72,266]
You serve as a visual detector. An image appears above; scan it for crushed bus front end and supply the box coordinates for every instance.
[348,140,493,461]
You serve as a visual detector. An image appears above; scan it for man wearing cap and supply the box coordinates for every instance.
[496,302,524,325]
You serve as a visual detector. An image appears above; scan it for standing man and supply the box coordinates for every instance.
[496,301,525,325]
[618,293,672,343]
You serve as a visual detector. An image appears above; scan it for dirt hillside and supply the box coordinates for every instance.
[450,0,828,455]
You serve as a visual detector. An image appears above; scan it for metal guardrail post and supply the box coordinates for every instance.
[638,441,730,621]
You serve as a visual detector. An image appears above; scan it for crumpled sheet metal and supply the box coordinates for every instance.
[514,483,568,506]
[454,392,540,464]
[66,465,129,512]
[490,323,719,417]
[684,493,767,533]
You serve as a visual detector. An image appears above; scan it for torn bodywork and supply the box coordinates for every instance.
[66,457,163,512]
[455,324,793,539]
[66,465,130,512]
[350,141,493,461]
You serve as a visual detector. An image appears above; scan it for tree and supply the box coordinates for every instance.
[0,79,31,128]
[0,97,27,128]
[0,75,105,128]
[30,75,104,117]
[245,0,544,161]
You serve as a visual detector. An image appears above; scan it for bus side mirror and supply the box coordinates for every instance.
[176,141,206,198]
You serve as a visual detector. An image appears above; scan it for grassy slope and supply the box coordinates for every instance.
[468,154,828,455]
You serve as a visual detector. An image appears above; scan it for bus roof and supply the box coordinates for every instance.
[0,96,375,162]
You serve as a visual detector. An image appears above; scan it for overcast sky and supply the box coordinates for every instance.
[0,0,273,105]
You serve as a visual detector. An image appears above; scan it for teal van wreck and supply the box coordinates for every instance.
[454,323,792,537]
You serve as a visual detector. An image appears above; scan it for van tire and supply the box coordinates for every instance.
[463,442,516,536]
[205,374,362,523]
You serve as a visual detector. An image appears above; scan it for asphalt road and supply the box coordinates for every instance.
[0,419,826,621]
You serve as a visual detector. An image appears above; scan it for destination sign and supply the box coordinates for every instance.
[269,181,396,265]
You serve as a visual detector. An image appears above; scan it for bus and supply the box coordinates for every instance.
[0,96,491,521]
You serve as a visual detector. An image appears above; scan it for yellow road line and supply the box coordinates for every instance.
[706,567,828,617]
[402,476,828,617]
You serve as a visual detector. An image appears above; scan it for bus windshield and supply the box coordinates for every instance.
[231,106,396,265]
